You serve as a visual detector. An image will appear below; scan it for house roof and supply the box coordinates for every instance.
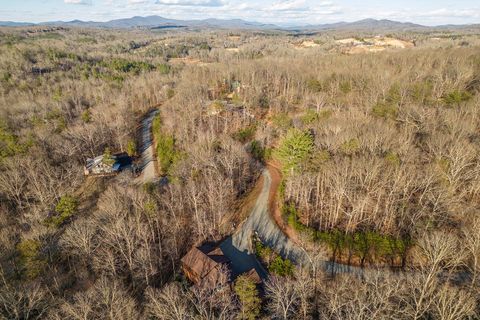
[181,244,230,286]
[182,247,219,279]
[85,152,132,171]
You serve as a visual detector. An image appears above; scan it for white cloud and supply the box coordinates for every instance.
[3,0,479,26]
[420,8,480,19]
[154,0,224,7]
[366,6,480,24]
[270,0,308,12]
[64,0,92,4]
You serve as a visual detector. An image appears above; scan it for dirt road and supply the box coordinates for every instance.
[220,167,359,278]
[136,109,159,184]
[220,169,309,280]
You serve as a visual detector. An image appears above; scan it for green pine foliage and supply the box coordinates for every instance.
[249,140,268,162]
[340,138,360,155]
[47,195,78,228]
[268,256,294,277]
[254,237,294,277]
[234,275,261,320]
[126,140,137,157]
[274,128,314,173]
[157,63,171,75]
[301,109,319,125]
[384,151,401,166]
[102,148,115,166]
[152,114,180,176]
[104,58,155,74]
[443,90,473,107]
[16,239,46,279]
[306,78,322,92]
[0,121,29,159]
[283,203,411,266]
[233,125,256,143]
[409,80,433,104]
[271,113,292,130]
[372,102,398,119]
[81,109,92,123]
[156,133,178,175]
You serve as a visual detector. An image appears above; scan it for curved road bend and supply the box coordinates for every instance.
[220,169,360,280]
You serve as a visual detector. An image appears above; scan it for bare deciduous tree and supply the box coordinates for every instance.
[144,283,193,320]
[265,276,299,320]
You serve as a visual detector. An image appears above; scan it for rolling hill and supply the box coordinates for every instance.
[0,16,477,31]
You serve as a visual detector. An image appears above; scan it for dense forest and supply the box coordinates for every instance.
[0,25,480,319]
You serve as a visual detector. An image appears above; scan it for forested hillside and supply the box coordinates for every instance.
[0,26,479,319]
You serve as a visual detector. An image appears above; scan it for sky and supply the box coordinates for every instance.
[0,0,479,26]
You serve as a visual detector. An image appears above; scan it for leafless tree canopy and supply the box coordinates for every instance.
[0,26,479,318]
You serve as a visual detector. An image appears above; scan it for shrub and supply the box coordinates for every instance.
[386,83,402,104]
[272,113,292,130]
[2,72,12,83]
[17,239,46,279]
[152,114,162,135]
[310,150,331,165]
[249,140,266,162]
[339,81,352,94]
[306,78,322,92]
[410,80,433,104]
[102,148,115,166]
[126,140,136,157]
[269,256,294,276]
[230,93,243,106]
[198,42,211,51]
[157,63,170,75]
[314,228,410,266]
[152,119,181,177]
[46,48,67,62]
[318,109,333,120]
[254,237,294,276]
[48,195,78,227]
[144,200,157,218]
[167,88,175,99]
[143,182,156,194]
[384,151,400,166]
[105,58,155,74]
[233,126,256,143]
[284,203,411,266]
[0,121,28,159]
[340,138,360,155]
[301,109,319,125]
[372,102,398,119]
[254,239,273,262]
[257,92,269,109]
[81,109,92,123]
[52,87,62,102]
[442,90,473,107]
[156,133,179,176]
[46,108,67,132]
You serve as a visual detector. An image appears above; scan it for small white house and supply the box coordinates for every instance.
[84,152,132,176]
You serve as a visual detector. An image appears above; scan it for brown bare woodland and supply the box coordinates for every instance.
[0,26,479,318]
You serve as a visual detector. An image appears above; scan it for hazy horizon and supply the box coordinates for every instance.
[0,0,479,26]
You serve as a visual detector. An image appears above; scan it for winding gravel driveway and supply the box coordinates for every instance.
[220,168,359,279]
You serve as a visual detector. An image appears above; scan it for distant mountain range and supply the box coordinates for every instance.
[295,19,425,30]
[0,21,36,27]
[0,15,277,30]
[0,16,477,31]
